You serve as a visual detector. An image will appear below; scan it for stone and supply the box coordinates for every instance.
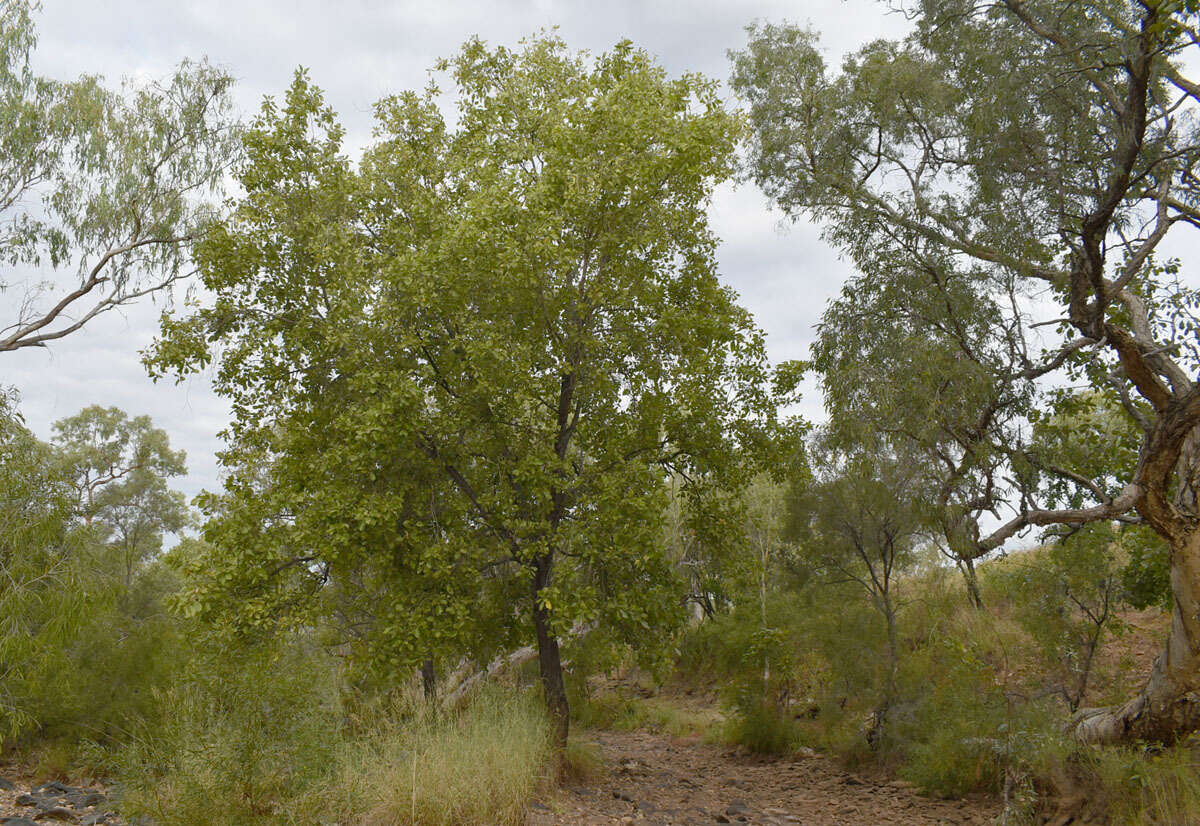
[726,800,751,816]
[1,817,40,826]
[0,777,17,791]
[32,808,77,822]
[33,783,74,796]
[65,792,105,809]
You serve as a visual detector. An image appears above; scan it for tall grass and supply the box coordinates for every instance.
[112,644,555,826]
[308,686,553,826]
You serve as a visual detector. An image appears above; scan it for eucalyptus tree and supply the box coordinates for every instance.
[149,36,775,747]
[812,252,1034,609]
[787,436,924,736]
[52,406,189,586]
[733,1,1200,742]
[0,0,238,354]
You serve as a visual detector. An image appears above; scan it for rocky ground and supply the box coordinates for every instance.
[531,730,1002,826]
[0,773,122,826]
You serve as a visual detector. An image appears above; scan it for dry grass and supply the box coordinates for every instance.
[305,687,554,826]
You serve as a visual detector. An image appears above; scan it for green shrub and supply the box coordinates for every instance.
[571,688,717,738]
[722,697,799,755]
[114,636,342,825]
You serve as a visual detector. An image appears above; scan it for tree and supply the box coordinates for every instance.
[787,437,923,737]
[148,36,775,747]
[0,391,86,736]
[0,0,238,354]
[811,252,1033,609]
[993,526,1128,713]
[52,406,189,586]
[734,0,1200,743]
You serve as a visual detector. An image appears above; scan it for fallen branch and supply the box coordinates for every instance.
[439,622,596,711]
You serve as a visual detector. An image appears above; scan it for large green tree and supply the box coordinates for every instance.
[734,1,1200,742]
[0,0,237,354]
[149,36,775,746]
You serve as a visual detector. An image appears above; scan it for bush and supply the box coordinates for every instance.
[114,636,342,825]
[1085,741,1200,826]
[113,653,555,826]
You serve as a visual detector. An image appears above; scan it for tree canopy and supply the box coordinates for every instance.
[733,0,1200,742]
[148,34,780,745]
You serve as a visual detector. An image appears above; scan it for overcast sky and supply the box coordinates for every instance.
[6,1,910,505]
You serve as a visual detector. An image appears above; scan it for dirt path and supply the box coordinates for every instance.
[531,730,1002,826]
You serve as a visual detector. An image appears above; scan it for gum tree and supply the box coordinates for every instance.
[0,0,237,354]
[734,1,1200,742]
[149,36,774,747]
[52,406,189,585]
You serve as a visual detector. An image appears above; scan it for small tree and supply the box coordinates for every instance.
[149,37,775,747]
[993,526,1127,712]
[788,436,924,736]
[0,391,86,737]
[53,406,189,586]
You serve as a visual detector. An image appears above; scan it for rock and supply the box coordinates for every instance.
[726,800,751,816]
[0,776,17,791]
[33,783,75,796]
[80,816,110,826]
[65,791,105,809]
[715,816,731,824]
[1,817,40,826]
[16,793,43,807]
[613,791,634,802]
[32,809,77,823]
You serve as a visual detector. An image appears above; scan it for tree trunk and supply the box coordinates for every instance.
[421,658,437,703]
[1076,528,1200,743]
[960,556,984,610]
[532,556,569,751]
[868,597,901,750]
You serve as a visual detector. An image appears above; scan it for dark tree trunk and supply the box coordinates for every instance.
[532,555,569,751]
[421,657,437,703]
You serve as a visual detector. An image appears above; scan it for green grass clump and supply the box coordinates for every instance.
[561,735,606,784]
[1084,741,1200,825]
[112,644,555,826]
[572,689,718,738]
[720,698,800,755]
